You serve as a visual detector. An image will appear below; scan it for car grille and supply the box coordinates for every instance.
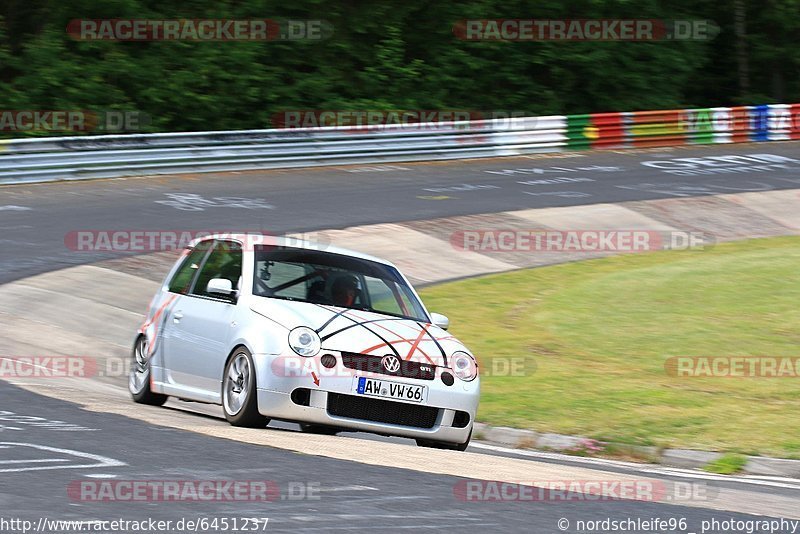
[340,351,435,381]
[327,392,439,429]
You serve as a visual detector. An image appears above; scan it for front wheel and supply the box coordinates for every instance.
[416,429,472,452]
[222,348,270,428]
[129,336,168,406]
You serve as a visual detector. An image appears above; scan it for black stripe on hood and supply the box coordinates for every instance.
[417,321,448,367]
[313,304,402,358]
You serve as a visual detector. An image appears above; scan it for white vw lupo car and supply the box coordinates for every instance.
[130,234,479,450]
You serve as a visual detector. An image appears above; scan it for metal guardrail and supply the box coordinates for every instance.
[0,118,566,184]
[0,105,797,184]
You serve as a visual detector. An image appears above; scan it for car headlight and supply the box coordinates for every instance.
[451,351,478,382]
[288,327,321,357]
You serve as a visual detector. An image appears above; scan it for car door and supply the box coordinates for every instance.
[159,239,212,389]
[163,240,242,399]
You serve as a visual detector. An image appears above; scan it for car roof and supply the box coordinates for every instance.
[189,233,396,268]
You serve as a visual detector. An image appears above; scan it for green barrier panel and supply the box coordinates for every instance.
[566,114,592,150]
[685,108,715,144]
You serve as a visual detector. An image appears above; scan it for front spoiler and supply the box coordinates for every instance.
[256,387,473,443]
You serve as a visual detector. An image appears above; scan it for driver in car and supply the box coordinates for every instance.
[331,275,359,307]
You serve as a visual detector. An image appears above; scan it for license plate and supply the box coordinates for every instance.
[355,376,426,403]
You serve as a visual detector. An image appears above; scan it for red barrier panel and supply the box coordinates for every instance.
[791,104,800,140]
[589,112,626,148]
[728,107,751,142]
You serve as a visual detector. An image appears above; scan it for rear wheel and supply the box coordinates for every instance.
[222,347,270,428]
[416,429,472,452]
[129,336,168,406]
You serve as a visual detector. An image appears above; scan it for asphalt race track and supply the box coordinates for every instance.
[1,142,799,284]
[3,381,800,533]
[2,142,800,533]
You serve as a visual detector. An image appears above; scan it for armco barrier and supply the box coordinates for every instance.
[770,104,800,140]
[0,104,797,184]
[565,114,592,150]
[629,110,684,147]
[590,113,627,149]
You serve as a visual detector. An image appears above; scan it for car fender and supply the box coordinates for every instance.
[226,309,288,391]
[228,306,287,356]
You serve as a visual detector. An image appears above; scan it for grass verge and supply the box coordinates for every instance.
[419,236,800,458]
[704,454,748,474]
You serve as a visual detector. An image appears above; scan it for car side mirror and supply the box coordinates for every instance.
[207,278,235,299]
[430,312,450,330]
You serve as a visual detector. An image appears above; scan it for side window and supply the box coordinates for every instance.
[167,241,212,294]
[365,275,423,319]
[365,276,403,315]
[396,287,417,316]
[191,240,243,298]
[253,261,308,299]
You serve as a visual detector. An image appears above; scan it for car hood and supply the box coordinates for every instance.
[250,298,468,366]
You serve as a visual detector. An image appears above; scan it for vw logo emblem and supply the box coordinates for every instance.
[381,355,401,373]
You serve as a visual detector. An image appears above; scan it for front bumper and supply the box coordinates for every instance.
[253,352,479,443]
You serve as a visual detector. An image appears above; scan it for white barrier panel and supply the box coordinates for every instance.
[769,104,792,141]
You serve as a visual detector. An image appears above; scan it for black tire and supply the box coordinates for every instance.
[129,336,168,406]
[222,347,270,428]
[416,429,472,452]
[299,423,340,435]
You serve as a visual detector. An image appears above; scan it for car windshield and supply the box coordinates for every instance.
[252,246,428,322]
